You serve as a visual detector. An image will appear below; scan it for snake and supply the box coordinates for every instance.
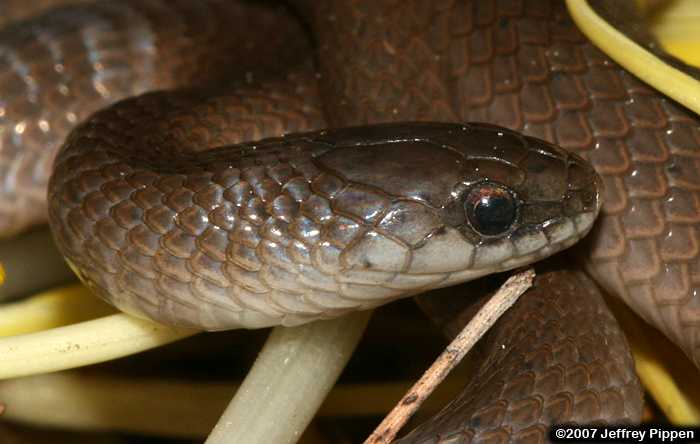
[2,0,697,441]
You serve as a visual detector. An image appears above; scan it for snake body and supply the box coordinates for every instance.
[0,0,310,236]
[308,0,700,370]
[403,267,642,443]
[3,0,697,440]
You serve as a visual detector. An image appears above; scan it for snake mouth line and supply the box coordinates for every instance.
[430,211,596,286]
[328,208,599,298]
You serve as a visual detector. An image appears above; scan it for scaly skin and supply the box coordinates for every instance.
[2,0,678,441]
[403,268,643,444]
[309,0,700,370]
[49,110,600,329]
[0,0,309,235]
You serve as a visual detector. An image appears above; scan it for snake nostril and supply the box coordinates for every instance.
[567,156,597,192]
[570,155,604,215]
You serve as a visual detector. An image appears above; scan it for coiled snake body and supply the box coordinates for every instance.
[2,0,699,441]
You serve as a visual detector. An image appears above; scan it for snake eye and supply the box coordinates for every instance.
[464,183,518,236]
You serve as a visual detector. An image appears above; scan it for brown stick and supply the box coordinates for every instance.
[363,268,536,444]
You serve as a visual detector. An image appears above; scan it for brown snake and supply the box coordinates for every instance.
[2,0,698,441]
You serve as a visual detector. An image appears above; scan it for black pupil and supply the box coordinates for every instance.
[468,192,516,236]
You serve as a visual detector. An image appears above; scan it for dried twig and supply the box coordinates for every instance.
[363,268,536,444]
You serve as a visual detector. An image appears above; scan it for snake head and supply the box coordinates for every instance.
[313,122,603,288]
[48,118,602,330]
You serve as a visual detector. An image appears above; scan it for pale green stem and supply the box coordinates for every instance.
[206,310,372,444]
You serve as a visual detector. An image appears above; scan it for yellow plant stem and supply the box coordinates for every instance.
[0,285,114,337]
[0,313,197,379]
[566,0,700,115]
[0,370,472,438]
[643,0,700,67]
[605,294,700,424]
